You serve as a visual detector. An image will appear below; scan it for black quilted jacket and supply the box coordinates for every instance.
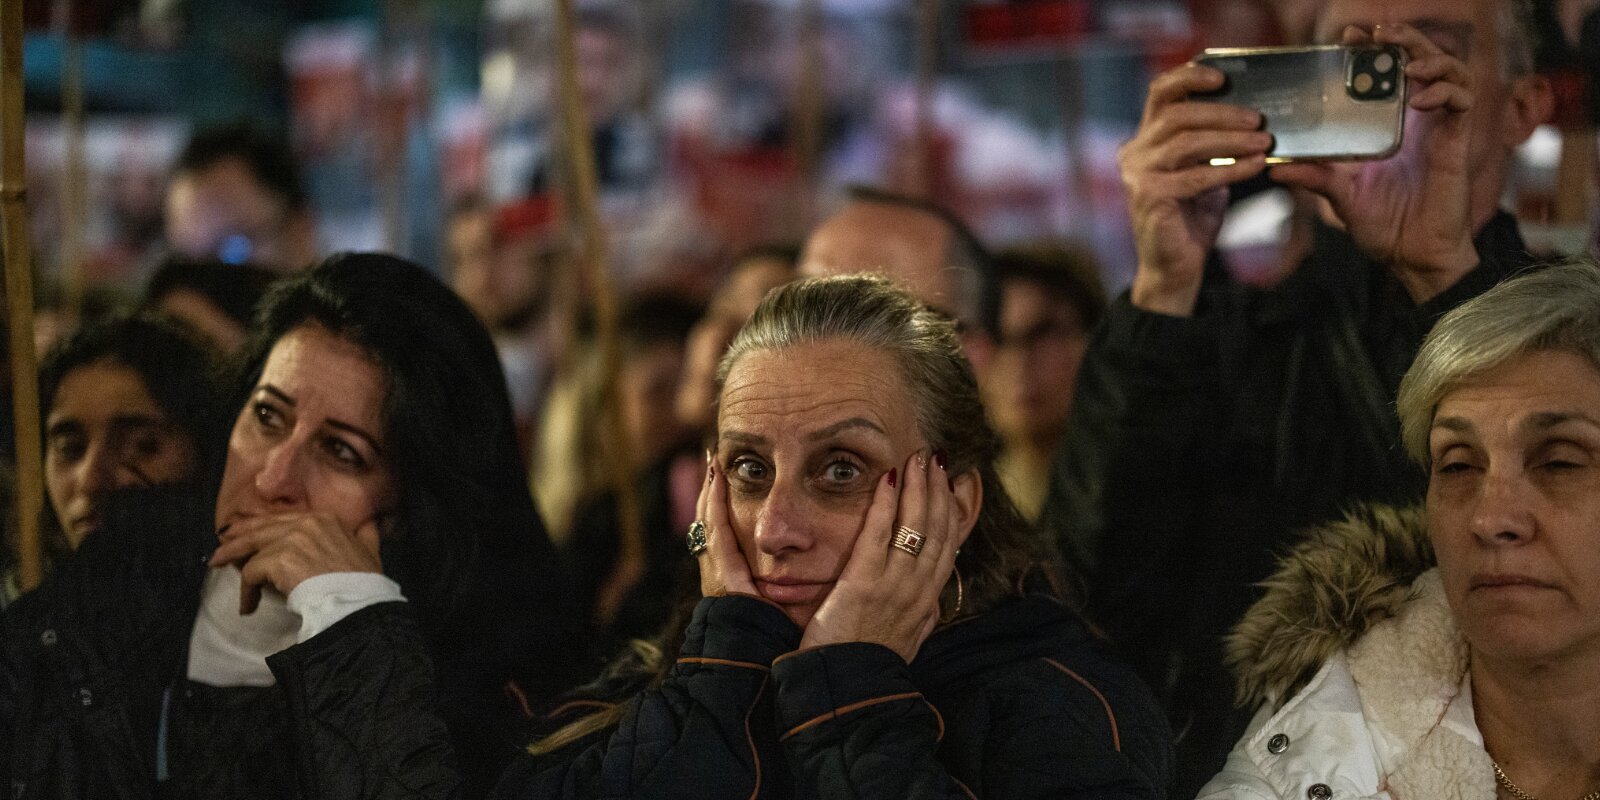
[0,486,573,800]
[499,593,1174,799]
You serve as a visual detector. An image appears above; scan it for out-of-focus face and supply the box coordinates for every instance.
[46,362,196,547]
[576,26,637,128]
[214,325,394,537]
[983,278,1090,452]
[165,157,311,272]
[155,289,249,354]
[622,340,690,469]
[1315,0,1538,218]
[800,203,957,319]
[717,339,926,627]
[675,257,794,431]
[446,207,494,299]
[1427,349,1600,668]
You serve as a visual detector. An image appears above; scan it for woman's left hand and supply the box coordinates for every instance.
[799,450,961,663]
[209,512,383,614]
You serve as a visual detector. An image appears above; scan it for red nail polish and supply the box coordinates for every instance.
[887,468,897,488]
[934,449,948,470]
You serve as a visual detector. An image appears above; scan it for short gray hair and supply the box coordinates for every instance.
[1397,259,1600,463]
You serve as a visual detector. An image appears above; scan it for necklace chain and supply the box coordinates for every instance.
[1494,762,1600,800]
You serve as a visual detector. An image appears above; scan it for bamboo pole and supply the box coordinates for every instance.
[2,0,44,591]
[552,0,643,627]
[792,0,824,214]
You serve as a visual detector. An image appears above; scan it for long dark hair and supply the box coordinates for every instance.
[237,254,586,685]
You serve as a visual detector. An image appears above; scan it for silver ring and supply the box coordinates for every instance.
[686,520,709,555]
[890,525,926,557]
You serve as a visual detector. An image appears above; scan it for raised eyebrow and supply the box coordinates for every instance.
[1524,411,1600,432]
[806,417,886,442]
[256,385,295,407]
[45,419,85,438]
[720,430,766,448]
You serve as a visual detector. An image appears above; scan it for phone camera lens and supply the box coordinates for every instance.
[1347,48,1399,101]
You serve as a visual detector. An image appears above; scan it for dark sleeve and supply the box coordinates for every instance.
[269,601,464,800]
[1041,293,1230,683]
[494,595,800,799]
[772,644,1170,799]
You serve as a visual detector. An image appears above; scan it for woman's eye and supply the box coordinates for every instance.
[823,461,860,483]
[130,433,164,458]
[730,457,769,483]
[49,434,85,462]
[1434,460,1473,475]
[324,437,367,469]
[253,401,284,430]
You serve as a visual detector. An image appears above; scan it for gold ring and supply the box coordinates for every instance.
[890,525,926,556]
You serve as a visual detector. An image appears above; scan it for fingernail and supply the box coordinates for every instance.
[916,452,928,471]
[934,449,948,471]
[887,468,897,488]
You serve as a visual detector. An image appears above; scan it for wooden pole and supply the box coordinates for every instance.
[792,0,824,218]
[2,0,45,591]
[552,0,643,627]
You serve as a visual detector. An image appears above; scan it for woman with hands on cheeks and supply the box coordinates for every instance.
[502,275,1173,799]
[1,253,588,800]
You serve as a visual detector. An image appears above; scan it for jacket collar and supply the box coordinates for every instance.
[910,594,1090,689]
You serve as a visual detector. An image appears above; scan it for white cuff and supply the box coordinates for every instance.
[286,572,406,643]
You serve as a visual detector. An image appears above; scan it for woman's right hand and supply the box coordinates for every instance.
[696,454,758,598]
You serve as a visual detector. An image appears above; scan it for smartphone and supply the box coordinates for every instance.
[1191,44,1407,164]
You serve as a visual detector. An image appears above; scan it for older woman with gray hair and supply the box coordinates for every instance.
[1199,259,1600,799]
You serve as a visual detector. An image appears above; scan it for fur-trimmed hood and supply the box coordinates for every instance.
[1226,504,1435,710]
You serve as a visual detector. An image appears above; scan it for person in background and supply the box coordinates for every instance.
[564,295,706,647]
[0,254,589,800]
[501,275,1172,798]
[526,5,658,197]
[799,186,997,370]
[675,244,799,435]
[448,196,567,455]
[1,316,228,608]
[1051,0,1554,791]
[1203,260,1600,799]
[164,121,318,272]
[142,257,279,354]
[981,244,1105,530]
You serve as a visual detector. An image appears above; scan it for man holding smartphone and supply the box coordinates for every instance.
[1047,0,1555,793]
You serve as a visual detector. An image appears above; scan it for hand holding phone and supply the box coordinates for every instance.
[1191,44,1407,164]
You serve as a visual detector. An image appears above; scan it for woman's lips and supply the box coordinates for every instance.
[754,579,833,605]
[1470,573,1557,591]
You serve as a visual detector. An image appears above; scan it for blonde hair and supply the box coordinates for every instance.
[1397,259,1600,463]
[531,274,1058,757]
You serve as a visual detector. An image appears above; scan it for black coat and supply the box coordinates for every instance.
[498,593,1173,798]
[1042,211,1536,795]
[0,486,581,800]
